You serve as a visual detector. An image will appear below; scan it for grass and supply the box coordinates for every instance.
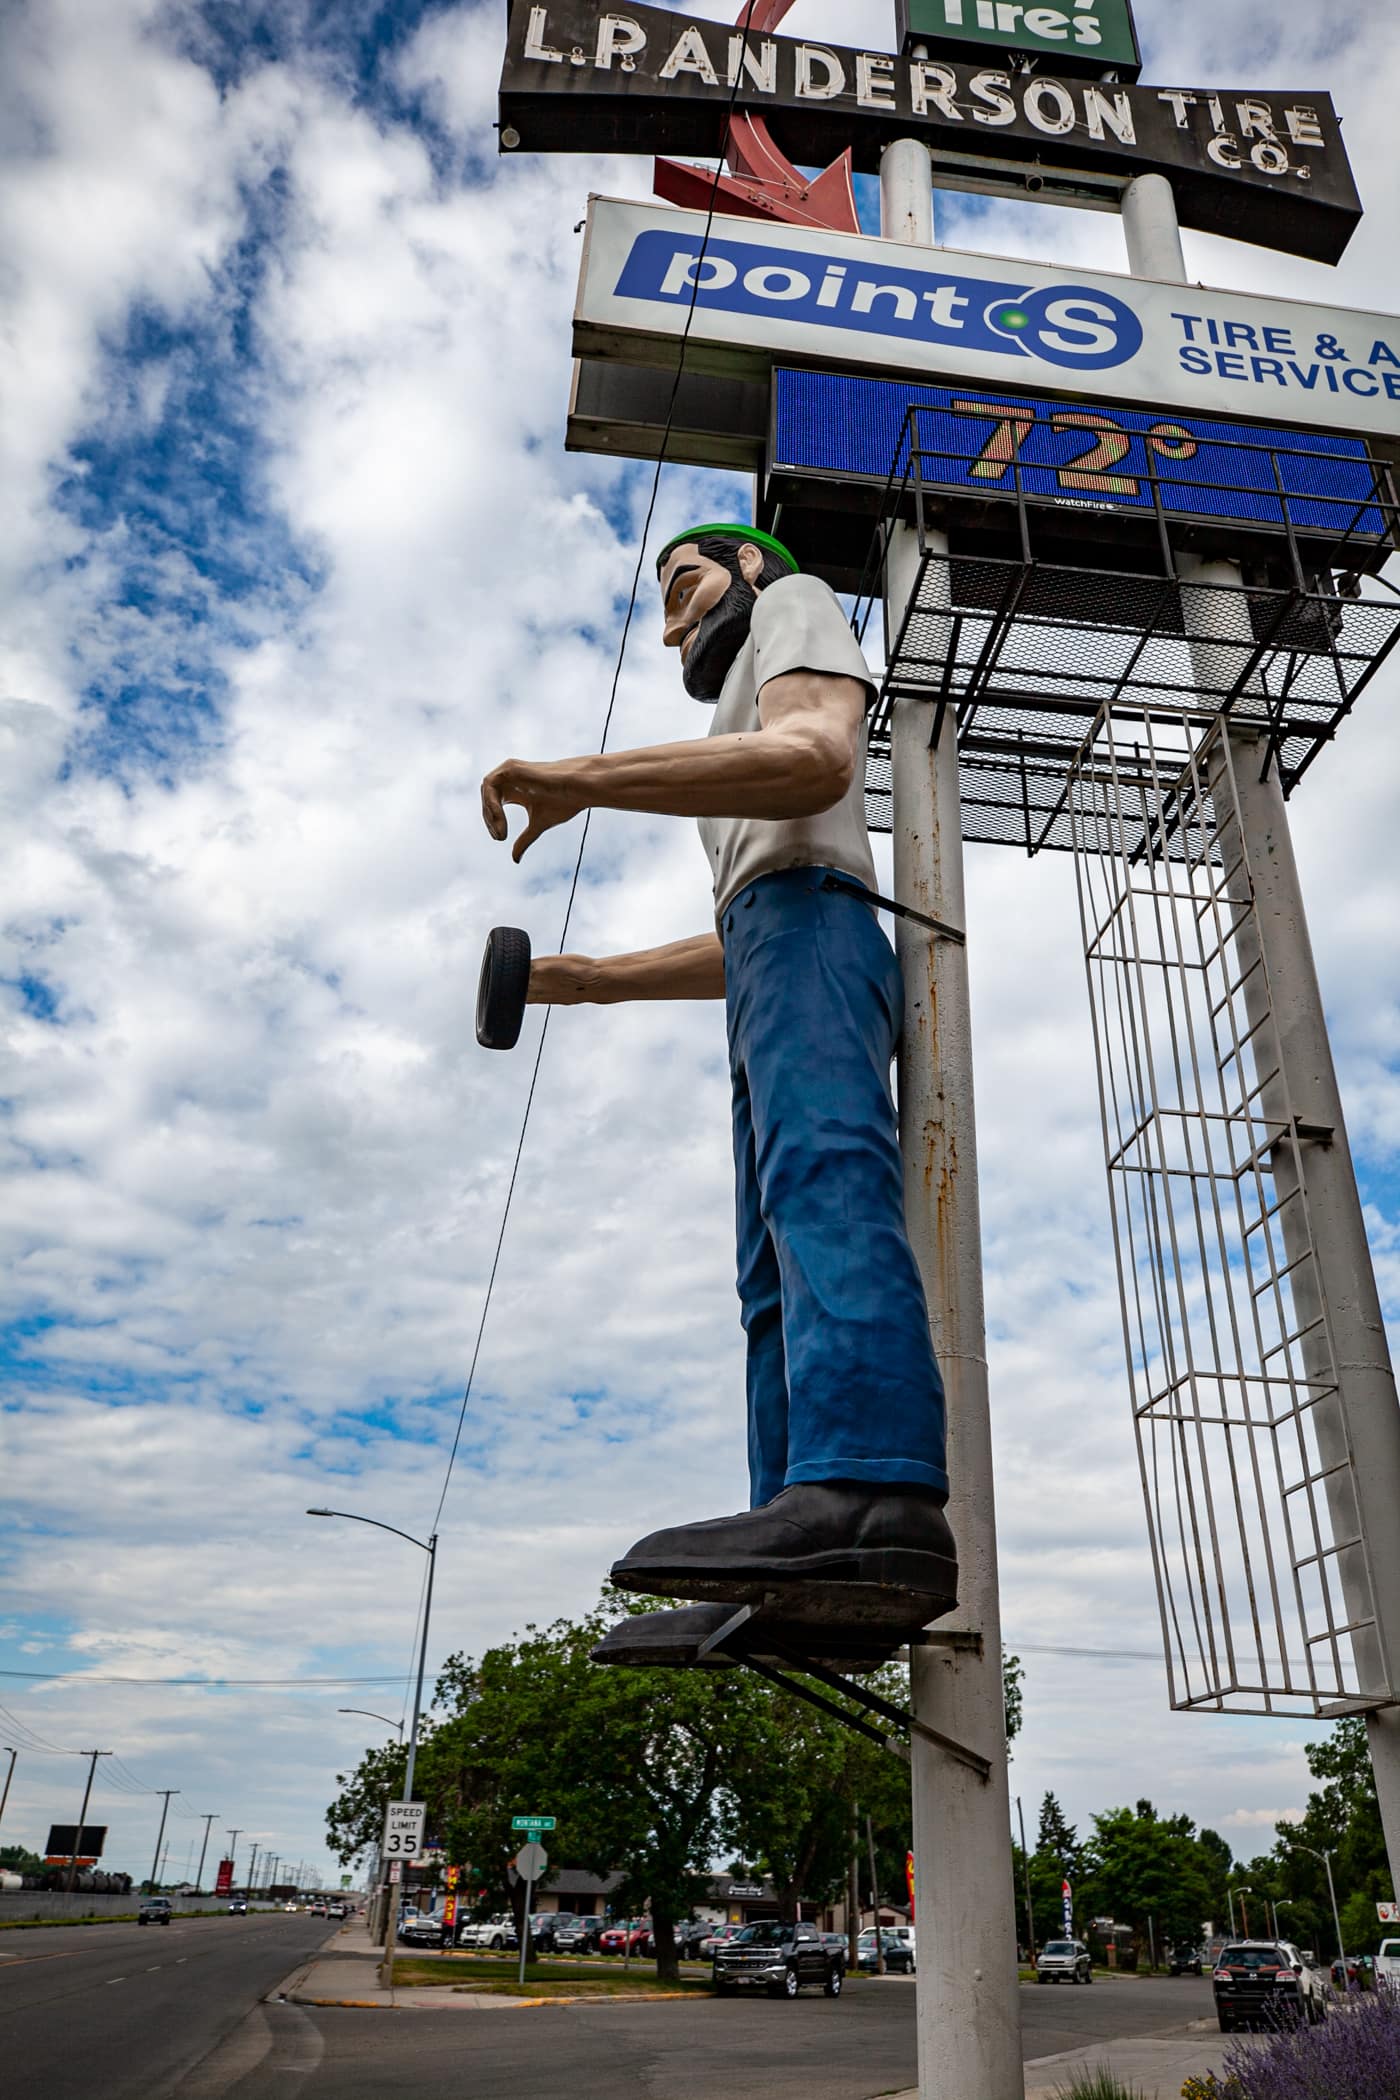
[391,1954,714,1996]
[0,1907,234,1932]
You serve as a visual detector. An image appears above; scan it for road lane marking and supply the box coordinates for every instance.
[106,1975,126,1983]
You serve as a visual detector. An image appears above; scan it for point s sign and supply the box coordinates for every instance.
[899,0,1142,78]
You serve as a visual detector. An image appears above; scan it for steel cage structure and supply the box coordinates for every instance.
[1068,713,1389,1718]
[854,402,1400,853]
[847,408,1400,1720]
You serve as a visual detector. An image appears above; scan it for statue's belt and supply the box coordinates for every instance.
[819,872,965,947]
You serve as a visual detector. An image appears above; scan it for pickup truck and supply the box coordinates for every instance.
[1377,1937,1400,1989]
[712,1920,844,2000]
[137,1896,173,1926]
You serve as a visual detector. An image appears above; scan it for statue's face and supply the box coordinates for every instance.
[659,541,764,701]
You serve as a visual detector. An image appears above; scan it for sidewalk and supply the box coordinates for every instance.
[274,1921,541,2011]
[1020,2019,1230,2097]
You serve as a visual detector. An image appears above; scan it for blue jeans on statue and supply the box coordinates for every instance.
[721,866,949,1510]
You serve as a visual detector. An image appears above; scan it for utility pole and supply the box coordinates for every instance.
[226,1829,242,1896]
[248,1843,260,1904]
[866,1814,886,1975]
[883,135,1024,2100]
[65,1752,110,1895]
[1016,1797,1037,1964]
[147,1792,179,1893]
[195,1814,217,1894]
[1119,169,1400,1901]
[848,1804,860,1969]
[0,1749,15,1836]
[1300,1845,1346,1962]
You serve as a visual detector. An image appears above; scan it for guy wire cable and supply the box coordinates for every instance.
[428,16,761,1538]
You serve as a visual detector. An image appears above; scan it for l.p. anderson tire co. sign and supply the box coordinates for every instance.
[498,0,1361,263]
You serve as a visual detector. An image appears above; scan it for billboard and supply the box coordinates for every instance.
[574,198,1400,443]
[897,0,1141,79]
[215,1857,234,1895]
[45,1824,107,1861]
[500,1,1360,262]
[770,369,1390,558]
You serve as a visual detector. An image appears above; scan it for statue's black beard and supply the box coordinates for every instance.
[682,578,758,701]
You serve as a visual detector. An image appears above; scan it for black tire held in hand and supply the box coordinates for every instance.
[476,926,532,1050]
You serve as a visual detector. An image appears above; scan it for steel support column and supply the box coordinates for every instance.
[883,138,1024,2100]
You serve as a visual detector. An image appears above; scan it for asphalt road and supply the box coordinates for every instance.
[0,1912,335,2100]
[181,1971,1217,2100]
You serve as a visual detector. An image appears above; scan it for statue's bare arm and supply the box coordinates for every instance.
[529,933,725,1005]
[487,669,865,1008]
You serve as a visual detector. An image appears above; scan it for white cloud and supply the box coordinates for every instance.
[1,0,1399,1882]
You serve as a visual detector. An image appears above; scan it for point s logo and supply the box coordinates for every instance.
[614,232,1143,372]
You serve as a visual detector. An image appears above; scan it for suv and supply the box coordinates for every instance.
[713,1920,844,2000]
[1170,1945,1205,1976]
[1213,1941,1329,2031]
[138,1896,173,1927]
[1037,1940,1093,1985]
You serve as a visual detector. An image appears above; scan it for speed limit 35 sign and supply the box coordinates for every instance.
[383,1802,427,1859]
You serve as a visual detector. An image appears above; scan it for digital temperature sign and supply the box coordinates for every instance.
[770,368,1389,554]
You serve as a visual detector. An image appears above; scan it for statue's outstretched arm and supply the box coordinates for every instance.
[481,673,865,863]
[528,933,724,1006]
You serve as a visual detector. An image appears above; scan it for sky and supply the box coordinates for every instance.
[2,0,1400,1896]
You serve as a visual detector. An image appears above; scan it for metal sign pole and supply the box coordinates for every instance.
[883,135,1024,2100]
[1120,174,1400,1890]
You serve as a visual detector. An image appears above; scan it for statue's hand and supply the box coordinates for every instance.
[527,954,600,1006]
[481,760,584,863]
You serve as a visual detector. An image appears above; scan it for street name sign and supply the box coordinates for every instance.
[573,197,1400,444]
[511,1814,556,1832]
[382,1802,428,1859]
[499,0,1360,262]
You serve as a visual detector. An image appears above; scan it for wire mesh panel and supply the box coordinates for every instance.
[1069,713,1388,1718]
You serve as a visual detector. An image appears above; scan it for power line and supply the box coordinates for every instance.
[427,19,759,1542]
[0,1670,415,1689]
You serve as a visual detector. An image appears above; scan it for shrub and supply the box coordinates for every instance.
[1050,2070,1145,2100]
[1217,1989,1400,2099]
[1182,2075,1245,2100]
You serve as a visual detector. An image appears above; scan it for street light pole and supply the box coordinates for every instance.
[248,1843,260,1905]
[147,1792,179,1893]
[307,1508,439,1979]
[1232,1886,1254,1939]
[339,1709,405,1738]
[65,1752,110,1895]
[1300,1845,1346,1963]
[195,1813,217,1895]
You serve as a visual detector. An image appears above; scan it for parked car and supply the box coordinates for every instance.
[1037,1940,1093,1985]
[1214,1941,1329,2031]
[138,1896,173,1926]
[529,1912,572,1953]
[553,1915,601,1954]
[475,1913,519,1951]
[1170,1945,1205,1976]
[858,1928,915,1975]
[599,1919,650,1956]
[713,1920,844,2000]
[700,1923,744,1958]
[399,1909,450,1948]
[1377,1938,1400,1990]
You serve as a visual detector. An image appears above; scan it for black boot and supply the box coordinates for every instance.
[609,1482,957,1630]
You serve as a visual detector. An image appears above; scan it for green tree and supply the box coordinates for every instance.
[325,1736,408,1869]
[1271,1716,1392,1957]
[1079,1801,1224,1959]
[1037,1793,1078,1871]
[0,1844,41,1875]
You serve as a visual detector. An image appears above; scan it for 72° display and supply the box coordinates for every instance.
[770,368,1390,550]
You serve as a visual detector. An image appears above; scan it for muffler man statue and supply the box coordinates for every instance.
[481,525,954,1662]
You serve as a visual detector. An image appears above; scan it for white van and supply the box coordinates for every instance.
[1378,1937,1400,1988]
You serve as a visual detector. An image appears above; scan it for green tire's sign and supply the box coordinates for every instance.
[898,0,1141,80]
